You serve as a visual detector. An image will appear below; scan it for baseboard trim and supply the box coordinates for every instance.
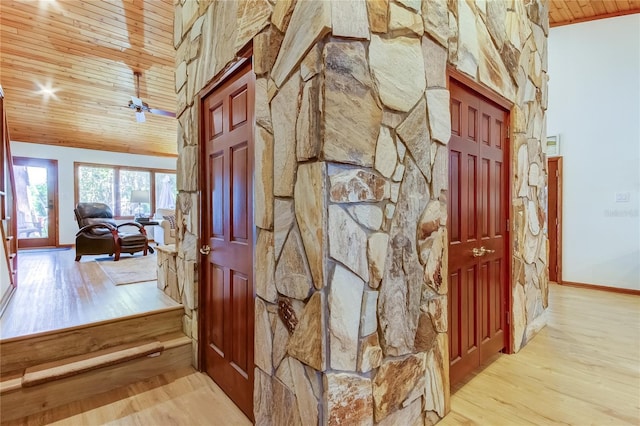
[560,281,640,296]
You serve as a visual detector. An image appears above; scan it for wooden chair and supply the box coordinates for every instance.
[74,202,149,261]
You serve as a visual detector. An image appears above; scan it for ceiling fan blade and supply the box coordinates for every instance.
[135,111,146,123]
[149,108,176,118]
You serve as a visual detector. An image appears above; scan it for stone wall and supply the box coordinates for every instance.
[175,0,548,424]
[443,0,550,351]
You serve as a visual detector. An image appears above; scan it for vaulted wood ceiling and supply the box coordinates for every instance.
[0,1,637,159]
[0,0,178,157]
[549,0,640,27]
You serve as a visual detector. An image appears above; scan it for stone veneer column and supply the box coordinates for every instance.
[175,0,549,424]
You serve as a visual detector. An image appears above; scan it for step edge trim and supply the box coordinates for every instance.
[1,306,184,344]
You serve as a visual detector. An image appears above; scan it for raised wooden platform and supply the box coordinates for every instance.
[0,304,191,422]
[0,248,179,339]
[0,248,192,422]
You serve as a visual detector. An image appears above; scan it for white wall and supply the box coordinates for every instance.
[10,142,176,246]
[547,14,640,290]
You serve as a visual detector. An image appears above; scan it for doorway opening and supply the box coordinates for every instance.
[547,157,563,283]
[12,157,58,249]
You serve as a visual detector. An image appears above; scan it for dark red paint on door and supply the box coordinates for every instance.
[448,78,509,386]
[201,61,255,420]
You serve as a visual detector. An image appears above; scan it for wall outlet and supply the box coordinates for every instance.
[615,192,631,203]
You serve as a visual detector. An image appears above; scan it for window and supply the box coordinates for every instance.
[120,170,151,217]
[75,163,176,218]
[77,166,115,207]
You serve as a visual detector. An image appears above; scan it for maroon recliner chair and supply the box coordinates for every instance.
[74,202,148,261]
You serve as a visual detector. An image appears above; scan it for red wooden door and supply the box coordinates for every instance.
[201,62,255,420]
[448,79,509,386]
[548,157,562,283]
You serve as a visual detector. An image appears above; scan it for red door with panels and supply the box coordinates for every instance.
[448,78,510,386]
[201,61,255,419]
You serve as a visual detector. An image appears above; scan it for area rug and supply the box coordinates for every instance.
[96,254,157,285]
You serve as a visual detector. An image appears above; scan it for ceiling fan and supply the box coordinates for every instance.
[127,71,175,123]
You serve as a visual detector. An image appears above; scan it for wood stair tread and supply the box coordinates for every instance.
[163,334,192,349]
[0,374,22,394]
[22,340,164,388]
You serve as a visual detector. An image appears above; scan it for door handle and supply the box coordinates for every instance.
[472,247,485,257]
[472,246,495,257]
[200,245,211,255]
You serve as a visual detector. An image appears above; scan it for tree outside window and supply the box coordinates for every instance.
[75,163,175,218]
[78,166,114,207]
[120,170,151,217]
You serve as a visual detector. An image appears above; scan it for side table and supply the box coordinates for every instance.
[135,218,159,253]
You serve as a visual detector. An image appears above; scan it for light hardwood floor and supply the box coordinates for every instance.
[441,283,640,425]
[0,249,178,339]
[3,250,639,425]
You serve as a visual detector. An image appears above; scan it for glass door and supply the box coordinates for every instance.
[12,157,58,248]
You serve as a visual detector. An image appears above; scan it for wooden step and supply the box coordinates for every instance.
[22,340,164,387]
[0,372,21,394]
[1,305,184,377]
[0,333,192,422]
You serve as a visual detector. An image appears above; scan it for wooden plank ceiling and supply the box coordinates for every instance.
[549,0,640,27]
[0,0,177,157]
[1,1,638,159]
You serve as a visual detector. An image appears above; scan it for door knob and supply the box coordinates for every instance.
[472,246,495,257]
[472,247,485,257]
[200,245,211,255]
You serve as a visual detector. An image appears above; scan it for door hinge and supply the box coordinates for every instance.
[556,170,559,178]
[506,311,510,325]
[556,217,558,226]
[507,125,510,135]
[506,219,510,232]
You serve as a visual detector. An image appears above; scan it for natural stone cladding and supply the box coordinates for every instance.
[175,0,549,424]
